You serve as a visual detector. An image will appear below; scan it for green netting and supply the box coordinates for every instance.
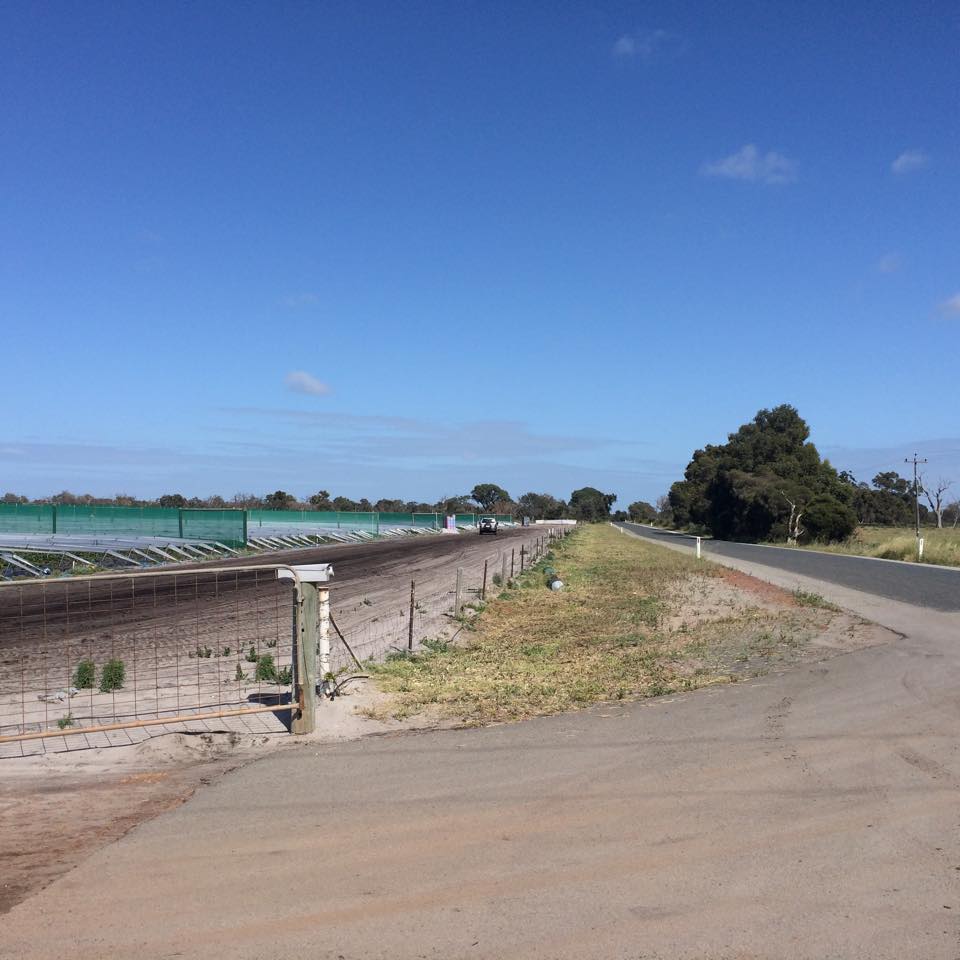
[180,509,247,547]
[377,512,415,527]
[247,510,379,532]
[495,514,514,523]
[0,504,247,547]
[455,514,477,526]
[412,513,440,529]
[55,505,180,537]
[0,503,55,533]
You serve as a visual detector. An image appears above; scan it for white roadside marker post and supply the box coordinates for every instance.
[696,537,702,560]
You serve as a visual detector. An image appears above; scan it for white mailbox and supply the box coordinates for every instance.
[277,563,334,583]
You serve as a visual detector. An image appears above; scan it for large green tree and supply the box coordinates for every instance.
[471,483,511,511]
[516,492,567,521]
[569,487,617,521]
[669,405,855,542]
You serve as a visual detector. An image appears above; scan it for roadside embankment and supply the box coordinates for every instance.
[367,524,885,723]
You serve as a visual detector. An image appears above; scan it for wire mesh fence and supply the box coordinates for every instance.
[329,528,566,669]
[0,567,296,757]
[0,526,570,757]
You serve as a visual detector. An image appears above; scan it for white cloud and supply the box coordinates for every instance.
[877,253,901,274]
[938,293,960,318]
[284,371,331,396]
[612,29,677,61]
[700,144,797,185]
[281,292,320,308]
[891,149,927,174]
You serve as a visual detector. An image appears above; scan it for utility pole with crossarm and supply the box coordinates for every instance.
[904,453,928,542]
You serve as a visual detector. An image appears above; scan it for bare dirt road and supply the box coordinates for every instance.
[1,541,958,959]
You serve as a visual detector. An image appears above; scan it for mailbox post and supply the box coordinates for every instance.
[278,563,334,735]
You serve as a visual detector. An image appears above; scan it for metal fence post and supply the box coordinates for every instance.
[511,548,515,579]
[293,583,317,735]
[481,560,488,601]
[501,553,508,587]
[520,546,526,572]
[408,579,416,651]
[455,567,463,617]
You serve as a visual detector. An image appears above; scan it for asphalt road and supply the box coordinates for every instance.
[614,522,960,612]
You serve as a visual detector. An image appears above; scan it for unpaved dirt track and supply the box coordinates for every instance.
[2,544,959,959]
[0,528,536,647]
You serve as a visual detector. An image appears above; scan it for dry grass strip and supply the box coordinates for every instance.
[366,524,836,724]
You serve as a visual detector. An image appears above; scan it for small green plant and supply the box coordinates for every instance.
[793,589,837,610]
[421,637,450,654]
[265,637,277,649]
[221,646,231,657]
[234,664,247,682]
[99,658,125,692]
[276,666,292,685]
[72,658,95,690]
[254,654,277,682]
[491,573,503,587]
[362,597,373,606]
[385,649,413,662]
[245,645,259,663]
[57,714,74,730]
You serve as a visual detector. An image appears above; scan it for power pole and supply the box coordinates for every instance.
[904,453,928,540]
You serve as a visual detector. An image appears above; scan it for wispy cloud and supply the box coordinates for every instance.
[877,253,901,274]
[612,29,679,61]
[700,144,797,185]
[284,371,331,396]
[891,149,927,174]
[937,293,960,318]
[280,292,321,308]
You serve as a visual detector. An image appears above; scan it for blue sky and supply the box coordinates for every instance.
[2,2,958,505]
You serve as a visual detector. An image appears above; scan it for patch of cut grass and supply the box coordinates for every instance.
[367,525,825,724]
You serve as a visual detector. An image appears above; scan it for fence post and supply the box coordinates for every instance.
[408,579,416,651]
[292,583,317,735]
[696,537,702,560]
[520,546,526,572]
[511,548,515,579]
[455,567,464,617]
[482,560,488,601]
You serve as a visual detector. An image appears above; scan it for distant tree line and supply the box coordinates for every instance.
[1,482,623,522]
[663,404,958,544]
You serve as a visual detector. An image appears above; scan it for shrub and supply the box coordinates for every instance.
[234,664,247,682]
[803,496,858,543]
[245,645,259,663]
[72,658,95,690]
[276,666,292,685]
[255,654,277,682]
[99,658,125,692]
[421,637,450,654]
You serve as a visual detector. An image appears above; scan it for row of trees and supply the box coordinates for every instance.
[1,483,622,522]
[665,405,958,543]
